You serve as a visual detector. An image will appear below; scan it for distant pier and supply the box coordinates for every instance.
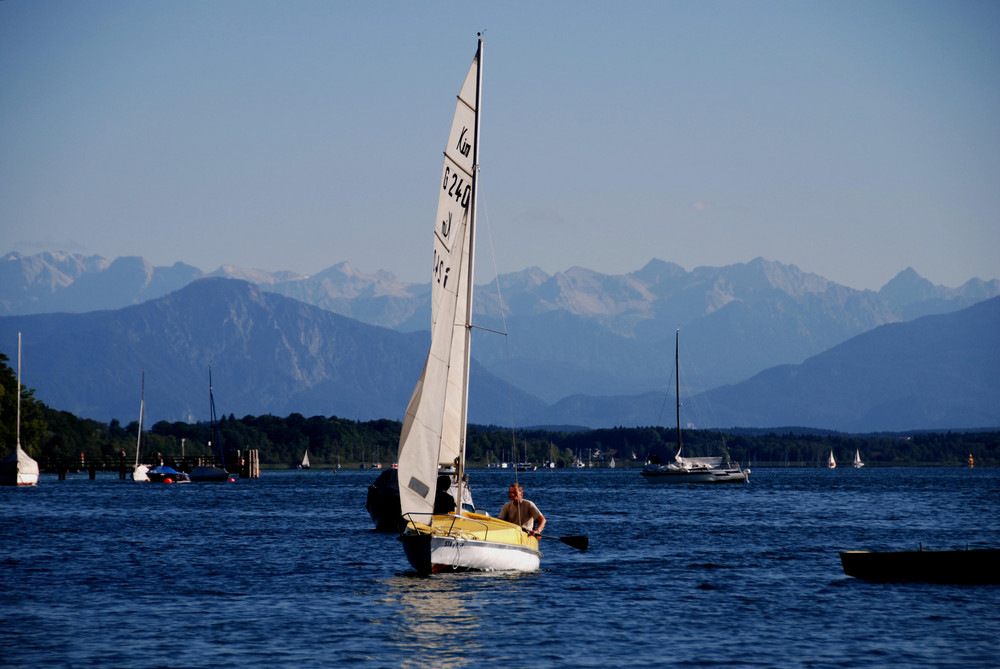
[39,450,261,480]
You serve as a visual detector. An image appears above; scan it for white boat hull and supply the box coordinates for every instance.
[401,512,542,574]
[641,467,748,484]
[403,533,541,574]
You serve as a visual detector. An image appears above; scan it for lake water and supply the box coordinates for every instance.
[2,467,998,668]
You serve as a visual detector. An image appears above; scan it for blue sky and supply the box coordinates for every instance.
[2,1,997,290]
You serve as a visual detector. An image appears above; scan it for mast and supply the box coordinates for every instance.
[675,329,682,459]
[135,370,144,469]
[209,366,225,469]
[455,37,483,512]
[16,332,21,449]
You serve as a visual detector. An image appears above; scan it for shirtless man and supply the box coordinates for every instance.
[498,483,546,538]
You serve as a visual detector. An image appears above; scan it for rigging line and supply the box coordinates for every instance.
[479,188,519,485]
[470,324,507,337]
[681,340,729,455]
[479,186,510,336]
[655,352,677,428]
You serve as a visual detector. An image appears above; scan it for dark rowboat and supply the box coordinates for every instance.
[840,548,1000,584]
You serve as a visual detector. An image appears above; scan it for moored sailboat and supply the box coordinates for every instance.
[396,38,541,573]
[0,333,39,487]
[189,367,233,482]
[132,370,150,482]
[641,330,749,484]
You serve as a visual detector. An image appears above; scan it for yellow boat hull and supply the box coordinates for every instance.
[401,512,541,573]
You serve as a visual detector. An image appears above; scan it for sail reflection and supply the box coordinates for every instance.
[381,572,537,667]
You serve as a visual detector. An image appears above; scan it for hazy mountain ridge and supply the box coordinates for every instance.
[3,251,998,409]
[534,296,1000,431]
[2,251,202,314]
[0,279,995,432]
[700,295,1000,431]
[0,278,544,427]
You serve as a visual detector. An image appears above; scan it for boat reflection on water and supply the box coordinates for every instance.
[382,571,537,663]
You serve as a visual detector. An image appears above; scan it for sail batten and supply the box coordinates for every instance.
[397,42,482,520]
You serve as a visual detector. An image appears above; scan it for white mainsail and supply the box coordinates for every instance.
[397,44,481,522]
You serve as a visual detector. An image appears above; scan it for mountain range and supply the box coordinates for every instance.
[1,251,998,431]
[0,278,542,427]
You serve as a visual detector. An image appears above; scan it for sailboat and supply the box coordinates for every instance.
[828,450,837,469]
[396,38,541,573]
[299,450,310,469]
[132,370,150,481]
[1,333,40,486]
[640,330,749,484]
[852,449,864,469]
[189,367,232,482]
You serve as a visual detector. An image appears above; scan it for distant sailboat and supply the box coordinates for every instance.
[828,450,837,469]
[299,450,310,469]
[132,370,150,482]
[0,333,39,486]
[189,367,232,482]
[640,330,749,484]
[853,449,864,469]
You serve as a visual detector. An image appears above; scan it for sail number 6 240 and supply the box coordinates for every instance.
[442,166,471,210]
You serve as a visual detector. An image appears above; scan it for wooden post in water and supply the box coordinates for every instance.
[241,449,260,478]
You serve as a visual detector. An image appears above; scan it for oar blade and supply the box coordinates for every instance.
[559,535,589,550]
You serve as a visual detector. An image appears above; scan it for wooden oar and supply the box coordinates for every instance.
[537,534,588,550]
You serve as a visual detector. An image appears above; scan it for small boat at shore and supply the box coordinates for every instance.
[840,547,1000,584]
[132,370,150,482]
[1,333,39,487]
[146,465,190,483]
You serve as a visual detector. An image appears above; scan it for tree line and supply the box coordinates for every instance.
[2,354,996,467]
